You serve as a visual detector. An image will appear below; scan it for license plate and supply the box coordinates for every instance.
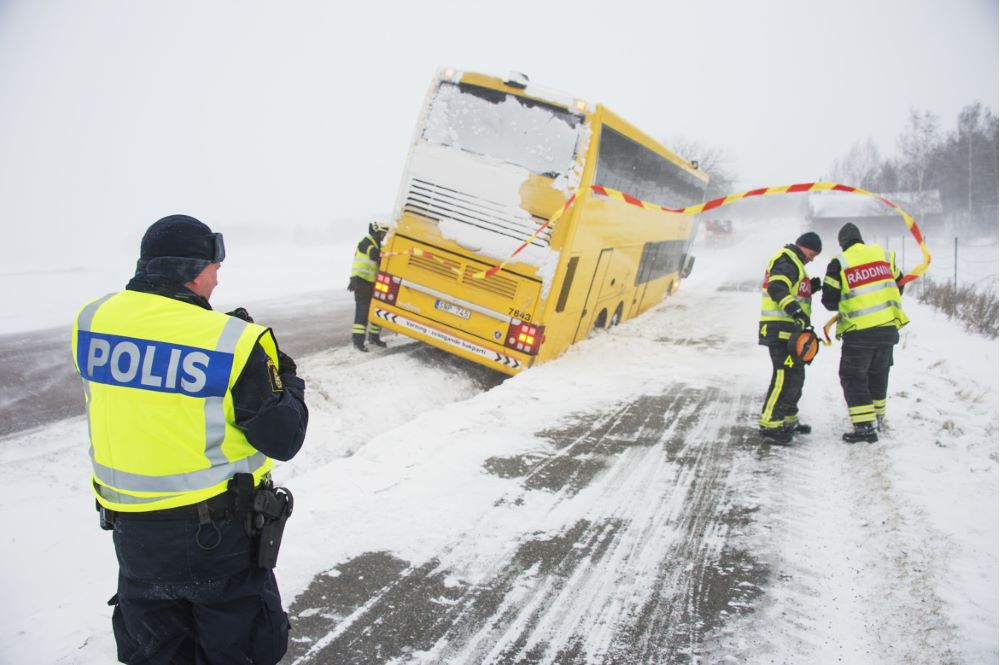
[435,299,471,320]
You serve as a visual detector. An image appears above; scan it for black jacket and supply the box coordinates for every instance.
[126,273,308,461]
[357,234,381,264]
[759,244,811,346]
[821,240,904,347]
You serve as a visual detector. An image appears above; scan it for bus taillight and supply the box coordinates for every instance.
[505,321,544,356]
[373,271,401,303]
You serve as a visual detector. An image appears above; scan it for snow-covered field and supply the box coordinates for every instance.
[0,238,357,335]
[0,223,996,664]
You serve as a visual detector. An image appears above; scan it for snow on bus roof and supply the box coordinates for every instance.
[444,67,591,114]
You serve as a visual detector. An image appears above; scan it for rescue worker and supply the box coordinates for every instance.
[822,222,908,443]
[349,221,388,351]
[758,231,823,444]
[72,215,308,664]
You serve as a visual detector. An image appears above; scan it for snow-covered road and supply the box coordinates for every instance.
[0,237,995,664]
[286,381,761,663]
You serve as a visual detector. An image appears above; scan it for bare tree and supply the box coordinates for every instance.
[897,107,941,192]
[930,102,999,234]
[667,137,738,200]
[830,139,883,190]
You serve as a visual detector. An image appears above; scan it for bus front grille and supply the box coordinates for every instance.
[462,266,518,299]
[408,252,460,281]
[403,178,553,248]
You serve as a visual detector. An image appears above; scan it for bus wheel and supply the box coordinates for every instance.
[610,303,623,327]
[593,308,608,330]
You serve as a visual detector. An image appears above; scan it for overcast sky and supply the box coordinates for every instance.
[0,0,995,268]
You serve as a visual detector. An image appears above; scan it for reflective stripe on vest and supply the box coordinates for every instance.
[760,247,812,323]
[76,294,115,455]
[89,447,268,496]
[835,244,909,336]
[73,291,275,511]
[351,234,379,282]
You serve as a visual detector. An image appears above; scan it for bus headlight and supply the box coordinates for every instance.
[504,320,545,356]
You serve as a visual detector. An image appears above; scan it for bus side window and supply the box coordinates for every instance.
[636,241,685,285]
[555,256,580,313]
[594,126,705,210]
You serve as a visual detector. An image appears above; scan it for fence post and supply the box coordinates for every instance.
[953,236,958,288]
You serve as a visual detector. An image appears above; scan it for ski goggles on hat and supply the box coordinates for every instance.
[209,233,226,263]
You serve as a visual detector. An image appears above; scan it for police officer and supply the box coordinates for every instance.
[822,222,908,443]
[72,215,308,664]
[348,221,388,351]
[758,231,823,444]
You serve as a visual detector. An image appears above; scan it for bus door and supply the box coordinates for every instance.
[630,243,655,319]
[631,273,650,319]
[573,248,614,342]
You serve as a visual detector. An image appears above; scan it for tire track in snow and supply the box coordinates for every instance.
[598,391,765,664]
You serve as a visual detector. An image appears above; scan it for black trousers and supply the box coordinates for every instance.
[110,515,289,665]
[352,279,380,336]
[759,343,805,429]
[839,343,894,424]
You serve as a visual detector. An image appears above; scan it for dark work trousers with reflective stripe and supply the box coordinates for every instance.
[109,515,289,665]
[839,342,894,423]
[759,343,805,429]
[352,279,379,336]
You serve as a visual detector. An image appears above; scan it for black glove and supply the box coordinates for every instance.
[277,349,297,376]
[226,307,254,323]
[793,311,810,330]
[810,277,822,294]
[347,277,357,292]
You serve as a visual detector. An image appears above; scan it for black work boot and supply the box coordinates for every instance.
[368,332,387,348]
[352,333,368,352]
[842,422,878,444]
[785,422,812,434]
[760,426,793,445]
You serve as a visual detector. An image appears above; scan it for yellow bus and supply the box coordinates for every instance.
[372,69,707,375]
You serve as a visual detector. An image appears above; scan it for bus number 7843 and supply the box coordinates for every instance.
[508,308,531,322]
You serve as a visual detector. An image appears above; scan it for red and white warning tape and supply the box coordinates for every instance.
[382,182,931,295]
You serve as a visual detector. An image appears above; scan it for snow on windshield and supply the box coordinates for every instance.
[422,82,582,179]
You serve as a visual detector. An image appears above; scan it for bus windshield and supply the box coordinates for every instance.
[422,82,583,179]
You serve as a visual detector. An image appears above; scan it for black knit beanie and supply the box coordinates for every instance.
[838,222,863,250]
[795,231,822,254]
[137,215,221,283]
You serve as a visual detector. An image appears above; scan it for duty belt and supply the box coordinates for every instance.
[98,489,232,524]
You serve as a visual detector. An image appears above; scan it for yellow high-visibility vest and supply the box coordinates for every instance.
[760,247,813,324]
[351,234,379,282]
[834,243,909,337]
[72,290,276,512]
